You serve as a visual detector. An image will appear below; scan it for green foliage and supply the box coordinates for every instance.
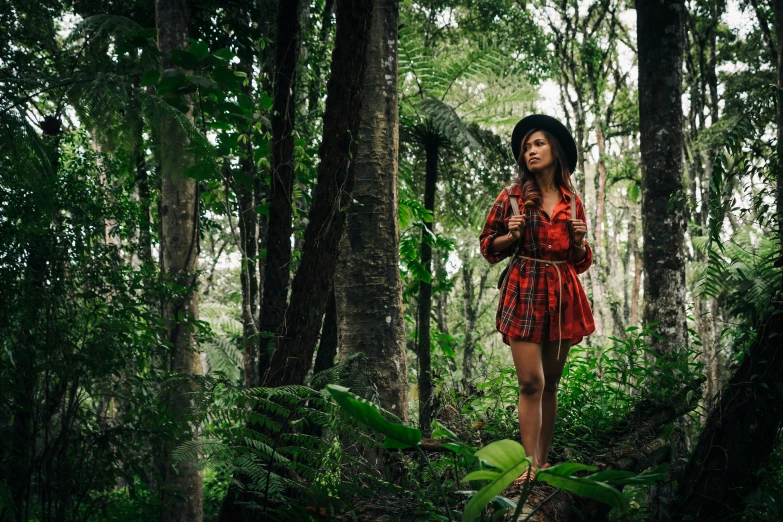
[0,130,175,519]
[461,440,533,521]
[328,384,660,521]
[326,385,422,449]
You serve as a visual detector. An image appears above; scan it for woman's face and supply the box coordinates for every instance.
[523,131,554,173]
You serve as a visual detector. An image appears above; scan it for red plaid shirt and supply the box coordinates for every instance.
[479,183,595,346]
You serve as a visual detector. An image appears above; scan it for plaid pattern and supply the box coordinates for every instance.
[479,183,595,345]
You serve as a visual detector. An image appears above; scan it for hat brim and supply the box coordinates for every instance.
[511,114,578,174]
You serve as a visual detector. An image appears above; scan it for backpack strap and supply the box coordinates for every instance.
[571,189,576,219]
[509,194,519,216]
[506,182,520,216]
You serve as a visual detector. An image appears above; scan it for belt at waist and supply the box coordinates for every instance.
[516,255,568,360]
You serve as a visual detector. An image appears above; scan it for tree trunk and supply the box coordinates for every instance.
[155,0,203,520]
[776,0,783,253]
[629,215,641,327]
[258,0,301,383]
[670,297,783,521]
[236,6,260,389]
[417,140,438,435]
[133,118,153,266]
[636,0,688,517]
[636,0,688,356]
[262,0,374,388]
[461,255,488,392]
[313,287,338,376]
[307,0,336,127]
[334,0,408,419]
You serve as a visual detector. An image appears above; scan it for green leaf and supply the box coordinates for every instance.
[461,440,532,522]
[157,72,190,95]
[183,162,217,181]
[537,471,630,513]
[463,470,502,482]
[539,462,597,477]
[212,48,237,62]
[188,75,218,89]
[326,385,422,449]
[140,69,160,87]
[628,182,641,203]
[587,464,669,487]
[259,91,274,111]
[474,439,527,470]
[189,39,209,61]
[169,49,200,70]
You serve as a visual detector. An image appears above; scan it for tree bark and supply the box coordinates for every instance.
[334,0,408,419]
[461,255,488,392]
[636,0,688,355]
[629,214,642,327]
[670,297,783,521]
[307,0,336,127]
[636,0,688,517]
[236,5,260,389]
[258,0,301,383]
[155,0,203,520]
[262,0,374,388]
[776,0,783,253]
[416,140,438,435]
[313,287,338,376]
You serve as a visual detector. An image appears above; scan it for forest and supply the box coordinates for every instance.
[1,0,782,520]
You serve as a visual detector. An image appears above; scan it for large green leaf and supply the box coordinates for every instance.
[325,385,422,449]
[461,439,532,522]
[539,462,597,476]
[474,439,527,470]
[536,470,630,513]
[587,464,669,487]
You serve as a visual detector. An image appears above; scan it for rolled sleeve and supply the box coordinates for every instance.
[572,240,593,274]
[479,189,513,264]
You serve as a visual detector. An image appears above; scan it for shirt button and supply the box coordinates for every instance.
[547,244,552,248]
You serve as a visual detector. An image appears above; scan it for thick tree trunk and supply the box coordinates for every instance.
[155,0,203,520]
[258,0,301,383]
[262,0,374,388]
[636,0,687,517]
[416,140,438,435]
[636,0,688,355]
[670,297,783,521]
[334,0,408,419]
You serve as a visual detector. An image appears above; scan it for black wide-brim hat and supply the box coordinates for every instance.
[511,114,578,173]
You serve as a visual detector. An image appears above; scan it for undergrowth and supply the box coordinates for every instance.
[164,327,704,521]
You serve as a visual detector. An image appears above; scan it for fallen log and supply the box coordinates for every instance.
[669,295,783,521]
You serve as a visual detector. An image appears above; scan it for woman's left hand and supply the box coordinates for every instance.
[568,219,587,245]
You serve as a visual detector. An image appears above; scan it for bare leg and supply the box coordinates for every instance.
[538,339,572,467]
[509,340,544,468]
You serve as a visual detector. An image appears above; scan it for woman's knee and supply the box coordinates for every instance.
[517,372,545,396]
[543,373,562,395]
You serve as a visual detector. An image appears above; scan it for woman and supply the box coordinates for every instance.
[479,114,595,484]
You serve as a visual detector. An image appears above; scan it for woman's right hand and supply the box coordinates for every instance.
[508,214,526,240]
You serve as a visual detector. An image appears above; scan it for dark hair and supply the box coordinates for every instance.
[513,129,574,211]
